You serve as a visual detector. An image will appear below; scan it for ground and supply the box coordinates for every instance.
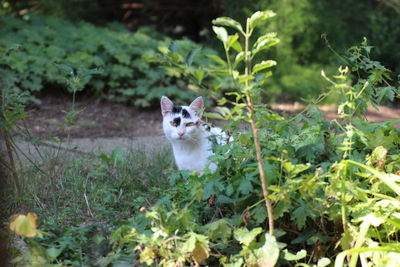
[25,94,400,139]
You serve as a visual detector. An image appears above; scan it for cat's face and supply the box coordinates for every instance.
[160,96,204,142]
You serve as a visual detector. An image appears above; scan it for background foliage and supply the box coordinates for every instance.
[0,15,218,107]
[3,0,400,103]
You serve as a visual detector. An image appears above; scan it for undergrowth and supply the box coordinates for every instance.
[0,15,218,107]
[4,10,400,267]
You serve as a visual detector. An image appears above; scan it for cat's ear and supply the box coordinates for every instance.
[161,96,174,117]
[189,96,204,116]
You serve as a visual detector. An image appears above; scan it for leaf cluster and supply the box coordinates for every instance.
[0,15,218,107]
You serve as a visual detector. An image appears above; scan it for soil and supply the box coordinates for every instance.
[24,95,400,139]
[25,95,164,138]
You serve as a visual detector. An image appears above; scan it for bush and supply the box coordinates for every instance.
[0,15,218,107]
[7,11,400,267]
[220,0,400,101]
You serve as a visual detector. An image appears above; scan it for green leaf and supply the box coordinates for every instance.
[9,212,38,238]
[205,219,232,241]
[252,60,277,74]
[248,10,276,31]
[139,247,156,265]
[238,74,255,83]
[231,39,243,52]
[47,247,63,260]
[212,26,228,44]
[212,17,244,35]
[234,51,249,67]
[186,47,201,66]
[347,160,400,196]
[226,34,240,51]
[194,70,205,84]
[206,54,227,66]
[234,227,263,246]
[252,35,280,56]
[111,148,124,165]
[254,234,280,267]
[317,258,331,267]
[168,42,178,53]
[282,249,307,261]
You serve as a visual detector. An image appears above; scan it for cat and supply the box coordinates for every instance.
[160,96,229,172]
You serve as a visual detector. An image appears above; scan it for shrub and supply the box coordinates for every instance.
[0,15,218,107]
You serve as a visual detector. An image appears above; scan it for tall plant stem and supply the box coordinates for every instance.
[243,19,274,235]
[246,96,274,235]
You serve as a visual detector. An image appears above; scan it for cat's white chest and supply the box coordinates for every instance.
[170,137,215,172]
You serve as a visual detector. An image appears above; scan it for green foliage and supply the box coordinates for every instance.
[0,15,218,107]
[7,10,400,267]
[221,0,400,101]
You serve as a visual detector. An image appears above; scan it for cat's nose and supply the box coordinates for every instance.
[178,131,185,136]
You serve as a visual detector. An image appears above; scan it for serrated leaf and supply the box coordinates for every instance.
[252,60,277,74]
[238,178,253,195]
[234,227,263,246]
[212,17,244,35]
[292,201,309,230]
[249,10,276,31]
[205,219,232,241]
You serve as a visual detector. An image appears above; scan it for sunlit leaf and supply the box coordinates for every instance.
[212,26,228,44]
[9,212,38,238]
[234,227,263,246]
[212,17,244,35]
[254,234,280,267]
[248,10,276,31]
[252,60,277,74]
[282,249,307,261]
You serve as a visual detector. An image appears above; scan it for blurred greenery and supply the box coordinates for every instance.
[1,0,400,104]
[0,15,218,107]
[221,0,400,101]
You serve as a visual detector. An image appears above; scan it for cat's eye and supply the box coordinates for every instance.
[170,121,178,127]
[185,122,195,127]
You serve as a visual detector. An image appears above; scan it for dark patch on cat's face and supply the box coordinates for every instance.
[182,108,191,118]
[172,117,181,127]
[172,106,182,113]
[172,105,191,119]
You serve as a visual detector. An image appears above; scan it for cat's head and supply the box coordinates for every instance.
[160,96,204,142]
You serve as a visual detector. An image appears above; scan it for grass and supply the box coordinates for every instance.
[5,144,175,229]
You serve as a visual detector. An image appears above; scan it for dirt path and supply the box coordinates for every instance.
[24,95,400,140]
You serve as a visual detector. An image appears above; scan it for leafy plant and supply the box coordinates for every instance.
[0,15,219,107]
[6,10,400,267]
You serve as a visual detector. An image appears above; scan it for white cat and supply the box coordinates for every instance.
[160,96,229,172]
